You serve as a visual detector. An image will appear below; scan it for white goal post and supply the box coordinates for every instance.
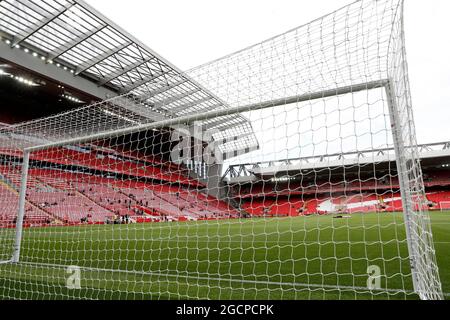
[0,0,444,300]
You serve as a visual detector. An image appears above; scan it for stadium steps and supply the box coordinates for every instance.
[73,187,117,217]
[132,205,167,218]
[24,178,65,224]
[224,187,248,217]
[0,180,57,224]
[136,189,184,218]
[0,173,19,192]
[25,198,63,225]
[117,188,184,219]
[115,189,156,218]
[31,177,101,224]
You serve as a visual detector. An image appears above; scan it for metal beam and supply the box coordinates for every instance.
[74,0,193,80]
[12,1,75,47]
[75,41,133,76]
[50,24,107,61]
[228,142,450,171]
[244,80,388,111]
[75,0,232,115]
[204,79,389,131]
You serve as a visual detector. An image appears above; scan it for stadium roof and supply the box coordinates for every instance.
[0,0,259,156]
[0,0,191,96]
[223,142,450,184]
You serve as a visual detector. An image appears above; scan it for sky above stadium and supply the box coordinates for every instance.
[86,0,450,146]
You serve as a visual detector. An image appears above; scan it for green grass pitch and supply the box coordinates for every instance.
[0,212,449,300]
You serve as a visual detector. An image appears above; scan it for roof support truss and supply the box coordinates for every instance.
[97,58,154,86]
[75,41,133,75]
[124,71,173,92]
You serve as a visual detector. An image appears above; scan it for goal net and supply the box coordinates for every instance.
[0,0,443,300]
[439,202,450,211]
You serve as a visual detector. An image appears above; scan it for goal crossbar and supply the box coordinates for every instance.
[24,79,389,153]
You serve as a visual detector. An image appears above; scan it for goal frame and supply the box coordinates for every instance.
[3,79,442,300]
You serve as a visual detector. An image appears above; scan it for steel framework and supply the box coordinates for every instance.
[223,141,450,181]
[0,0,258,154]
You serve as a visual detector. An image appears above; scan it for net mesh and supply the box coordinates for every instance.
[0,0,443,300]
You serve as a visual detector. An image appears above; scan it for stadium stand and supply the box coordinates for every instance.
[0,181,51,228]
[1,142,449,227]
[30,146,200,186]
[424,171,450,187]
[426,191,450,210]
[241,192,408,217]
[234,177,403,199]
[0,146,238,228]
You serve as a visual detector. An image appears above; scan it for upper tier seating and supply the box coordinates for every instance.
[25,147,201,186]
[423,171,450,187]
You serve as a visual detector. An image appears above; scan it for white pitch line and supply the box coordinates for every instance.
[3,261,448,298]
[14,261,428,296]
[16,237,450,245]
